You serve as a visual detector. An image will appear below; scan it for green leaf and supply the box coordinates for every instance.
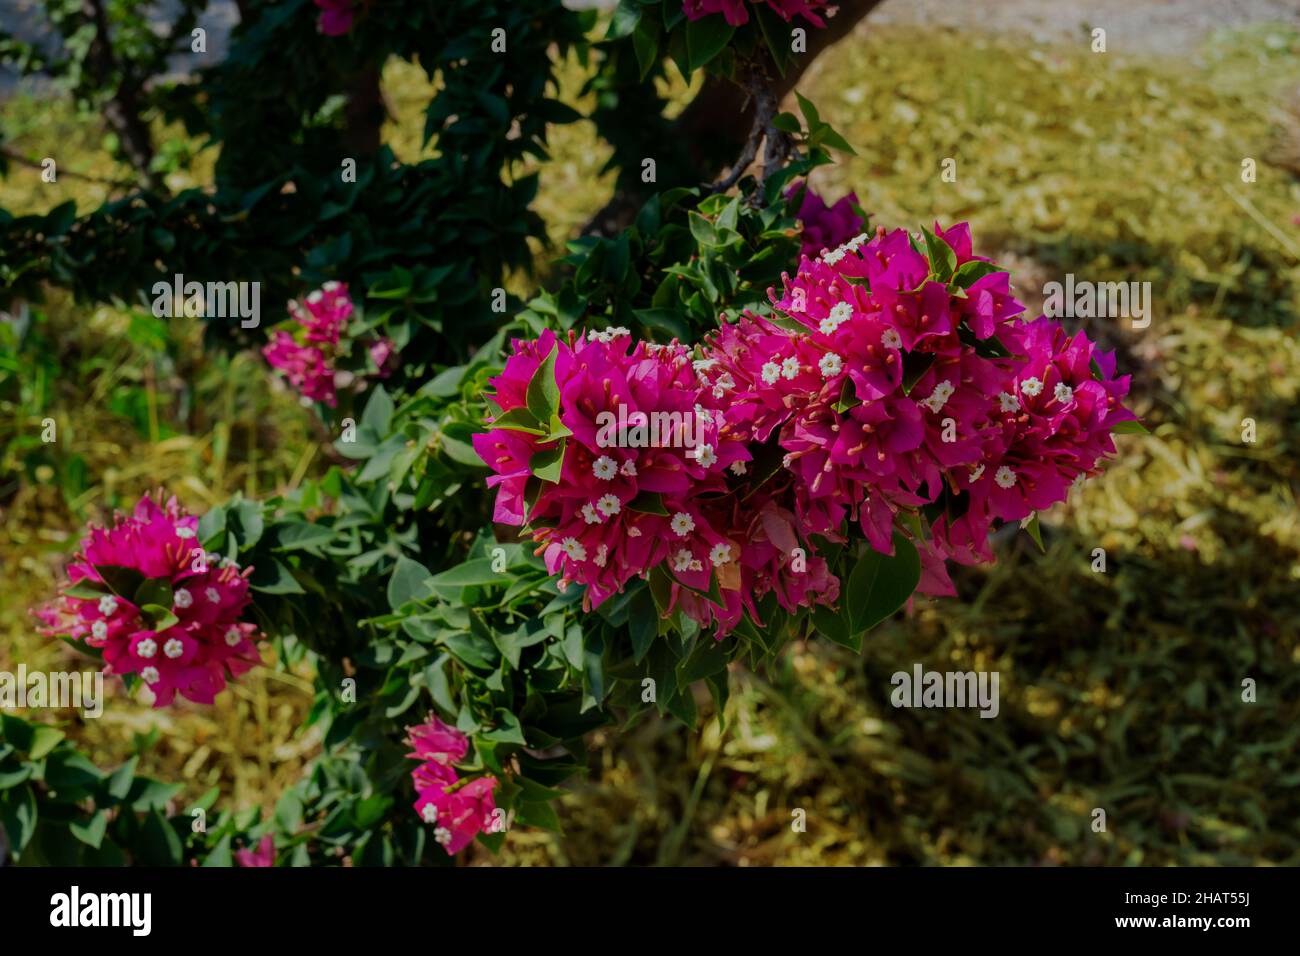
[0,785,37,857]
[140,605,179,630]
[1110,419,1150,435]
[428,559,502,592]
[771,111,802,134]
[795,91,821,129]
[530,440,566,483]
[684,16,734,71]
[632,16,660,80]
[63,579,109,600]
[921,226,958,282]
[249,559,304,595]
[361,385,395,437]
[93,565,146,601]
[388,557,434,609]
[133,577,174,612]
[845,532,921,636]
[29,725,65,760]
[901,351,936,395]
[491,406,545,435]
[1023,513,1045,552]
[70,810,108,850]
[627,491,668,515]
[951,259,1008,288]
[525,344,561,424]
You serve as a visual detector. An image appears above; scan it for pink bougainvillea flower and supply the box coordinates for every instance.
[404,714,499,855]
[786,181,866,259]
[313,0,354,36]
[477,220,1133,640]
[263,282,398,407]
[235,834,276,868]
[33,494,261,707]
[683,0,834,27]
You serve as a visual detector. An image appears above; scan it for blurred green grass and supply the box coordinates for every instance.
[2,19,1298,865]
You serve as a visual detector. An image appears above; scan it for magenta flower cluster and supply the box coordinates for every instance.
[787,180,866,260]
[406,715,499,855]
[312,0,355,36]
[476,223,1134,635]
[34,495,261,707]
[262,282,395,408]
[683,0,836,27]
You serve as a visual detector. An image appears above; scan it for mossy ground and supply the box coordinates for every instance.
[2,18,1297,865]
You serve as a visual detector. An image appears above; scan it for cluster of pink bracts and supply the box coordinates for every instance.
[34,496,261,707]
[262,282,395,408]
[475,222,1135,635]
[406,715,499,855]
[683,0,836,28]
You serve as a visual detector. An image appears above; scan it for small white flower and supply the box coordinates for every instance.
[709,543,733,567]
[997,391,1020,413]
[164,638,185,659]
[820,302,853,335]
[818,352,844,378]
[224,627,242,647]
[581,503,602,524]
[688,559,703,572]
[921,380,954,413]
[140,666,161,685]
[1020,376,1043,397]
[556,578,569,593]
[761,362,781,384]
[421,804,439,824]
[594,544,609,568]
[205,587,221,604]
[561,537,587,561]
[434,827,453,846]
[596,494,621,517]
[693,358,718,373]
[693,443,717,468]
[176,527,196,539]
[136,638,158,659]
[822,247,846,265]
[994,466,1017,489]
[619,458,638,477]
[97,595,118,616]
[592,456,617,480]
[673,549,693,572]
[173,588,193,609]
[881,328,902,350]
[1054,382,1074,404]
[693,404,714,426]
[323,280,341,292]
[91,620,108,639]
[627,527,642,537]
[729,460,747,476]
[670,512,696,537]
[968,463,986,483]
[714,372,735,392]
[781,356,800,380]
[307,291,323,304]
[607,326,630,338]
